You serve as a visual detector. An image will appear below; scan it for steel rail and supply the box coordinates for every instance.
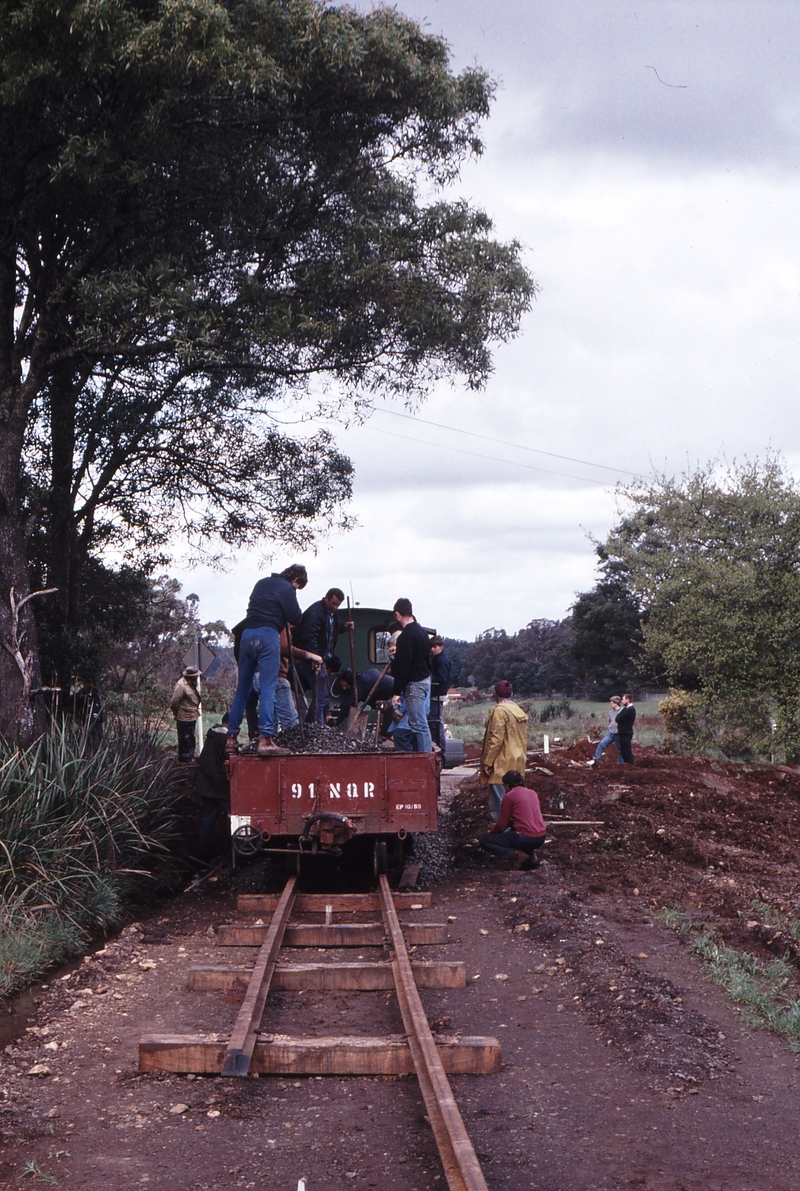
[377,874,488,1191]
[221,875,297,1076]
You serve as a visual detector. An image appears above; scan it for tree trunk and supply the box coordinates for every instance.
[0,399,43,741]
[46,366,82,692]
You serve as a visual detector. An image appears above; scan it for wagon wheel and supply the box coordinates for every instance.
[373,839,388,876]
[231,824,263,858]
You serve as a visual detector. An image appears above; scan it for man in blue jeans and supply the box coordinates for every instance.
[586,695,623,766]
[479,770,547,870]
[226,564,307,757]
[389,597,433,752]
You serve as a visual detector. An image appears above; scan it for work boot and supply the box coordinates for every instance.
[511,850,530,870]
[257,735,290,757]
[225,734,239,754]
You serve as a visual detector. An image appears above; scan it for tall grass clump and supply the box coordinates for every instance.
[0,719,182,996]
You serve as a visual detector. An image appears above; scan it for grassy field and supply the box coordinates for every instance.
[444,696,665,751]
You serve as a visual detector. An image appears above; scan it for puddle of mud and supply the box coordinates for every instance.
[1,937,116,1049]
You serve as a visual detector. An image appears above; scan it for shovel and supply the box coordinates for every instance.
[345,662,392,741]
[344,596,358,731]
[286,627,306,747]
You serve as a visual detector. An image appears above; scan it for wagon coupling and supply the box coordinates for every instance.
[302,811,355,854]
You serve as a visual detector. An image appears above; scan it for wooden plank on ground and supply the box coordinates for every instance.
[216,923,449,947]
[188,960,466,992]
[237,892,432,913]
[138,1034,500,1076]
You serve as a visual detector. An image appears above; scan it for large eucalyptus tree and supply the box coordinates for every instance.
[0,0,533,735]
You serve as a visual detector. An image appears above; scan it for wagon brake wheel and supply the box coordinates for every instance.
[231,823,263,858]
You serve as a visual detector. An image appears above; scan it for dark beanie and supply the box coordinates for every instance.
[495,679,513,698]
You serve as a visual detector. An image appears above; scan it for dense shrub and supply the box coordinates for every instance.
[539,699,573,723]
[0,720,182,996]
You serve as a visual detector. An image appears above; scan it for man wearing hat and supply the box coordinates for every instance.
[170,666,202,762]
[480,680,529,820]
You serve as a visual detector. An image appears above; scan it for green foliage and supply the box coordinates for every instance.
[0,0,534,733]
[601,457,800,759]
[657,689,701,738]
[689,931,800,1051]
[0,719,182,995]
[539,698,572,722]
[657,908,800,1051]
[441,638,470,688]
[750,899,800,943]
[651,906,694,935]
[464,619,575,696]
[19,1160,57,1184]
[569,577,645,697]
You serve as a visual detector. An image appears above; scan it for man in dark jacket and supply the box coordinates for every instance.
[226,564,307,756]
[294,587,353,723]
[615,692,637,764]
[390,597,433,752]
[195,717,230,860]
[429,635,451,748]
[331,666,394,725]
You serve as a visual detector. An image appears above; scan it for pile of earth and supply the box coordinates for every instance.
[449,742,800,971]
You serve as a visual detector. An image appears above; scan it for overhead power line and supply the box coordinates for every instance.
[365,425,611,486]
[371,406,645,479]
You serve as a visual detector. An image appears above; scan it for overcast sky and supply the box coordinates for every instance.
[179,0,800,642]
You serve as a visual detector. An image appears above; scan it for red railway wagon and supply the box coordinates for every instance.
[227,751,439,872]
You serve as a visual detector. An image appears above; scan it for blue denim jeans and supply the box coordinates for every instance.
[404,678,433,752]
[273,675,299,730]
[228,627,281,738]
[252,671,298,732]
[487,783,506,822]
[593,731,623,762]
[392,727,416,752]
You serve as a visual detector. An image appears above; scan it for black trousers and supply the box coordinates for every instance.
[618,733,634,763]
[176,719,197,762]
[479,830,546,862]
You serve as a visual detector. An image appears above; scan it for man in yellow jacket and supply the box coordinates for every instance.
[480,680,529,821]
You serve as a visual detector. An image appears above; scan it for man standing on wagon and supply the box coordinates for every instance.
[226,564,308,757]
[294,587,354,723]
[390,598,433,752]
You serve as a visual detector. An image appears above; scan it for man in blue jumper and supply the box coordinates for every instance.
[226,564,307,757]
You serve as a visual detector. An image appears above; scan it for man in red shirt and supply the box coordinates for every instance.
[479,770,547,870]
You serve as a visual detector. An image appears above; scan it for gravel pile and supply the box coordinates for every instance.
[270,723,389,754]
[410,810,456,885]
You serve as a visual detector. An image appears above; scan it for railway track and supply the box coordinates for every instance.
[139,878,499,1190]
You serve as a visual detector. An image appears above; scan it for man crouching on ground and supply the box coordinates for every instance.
[479,770,547,870]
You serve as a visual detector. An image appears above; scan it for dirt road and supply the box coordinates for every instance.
[2,746,800,1190]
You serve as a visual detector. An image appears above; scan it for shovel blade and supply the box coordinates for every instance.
[345,708,369,740]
